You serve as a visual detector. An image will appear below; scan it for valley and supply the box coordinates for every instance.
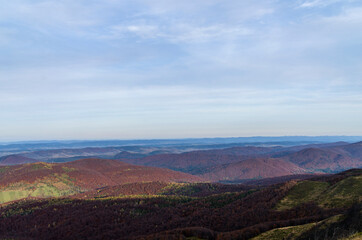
[0,169,360,239]
[0,139,361,239]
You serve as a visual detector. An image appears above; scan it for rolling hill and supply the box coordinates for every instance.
[121,151,251,174]
[284,148,362,172]
[283,147,362,172]
[0,169,360,240]
[331,141,362,158]
[0,158,202,204]
[1,141,361,185]
[73,182,251,199]
[113,151,147,159]
[199,158,308,182]
[112,142,362,182]
[276,169,362,210]
[0,155,38,165]
[21,147,122,162]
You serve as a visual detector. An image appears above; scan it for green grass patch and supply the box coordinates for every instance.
[197,190,256,208]
[160,183,206,196]
[318,176,362,208]
[251,223,316,240]
[61,167,75,173]
[252,214,343,240]
[0,174,82,204]
[277,176,362,210]
[0,166,10,173]
[340,232,362,240]
[29,163,53,170]
[276,180,329,210]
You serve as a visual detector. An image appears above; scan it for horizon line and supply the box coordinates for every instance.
[1,135,362,144]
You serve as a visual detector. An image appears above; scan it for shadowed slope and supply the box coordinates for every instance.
[73,182,251,199]
[0,169,360,240]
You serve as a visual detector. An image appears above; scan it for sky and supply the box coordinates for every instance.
[0,0,362,141]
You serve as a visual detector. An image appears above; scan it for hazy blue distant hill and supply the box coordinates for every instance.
[1,139,362,180]
[1,136,362,153]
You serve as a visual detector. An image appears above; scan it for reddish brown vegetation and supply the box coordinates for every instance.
[121,151,251,173]
[0,180,340,240]
[0,169,360,240]
[118,142,362,181]
[283,147,361,171]
[199,158,307,182]
[0,155,38,165]
[1,142,362,184]
[74,182,251,199]
[0,159,203,190]
[240,174,319,185]
[113,151,146,159]
[73,182,170,199]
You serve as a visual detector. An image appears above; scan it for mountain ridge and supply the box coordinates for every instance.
[0,158,202,204]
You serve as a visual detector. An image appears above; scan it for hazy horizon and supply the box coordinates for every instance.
[2,135,362,145]
[1,0,362,140]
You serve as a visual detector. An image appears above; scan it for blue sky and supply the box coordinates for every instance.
[1,0,362,141]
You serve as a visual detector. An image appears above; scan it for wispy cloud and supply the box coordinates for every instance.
[299,0,327,8]
[298,0,350,8]
[104,23,253,43]
[0,0,362,140]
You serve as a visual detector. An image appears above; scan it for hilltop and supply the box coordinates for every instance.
[0,159,202,204]
[283,147,361,172]
[0,155,38,165]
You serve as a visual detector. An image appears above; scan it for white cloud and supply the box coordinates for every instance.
[298,0,348,8]
[299,0,325,8]
[104,23,252,43]
[106,24,160,39]
[168,24,253,43]
[1,0,362,139]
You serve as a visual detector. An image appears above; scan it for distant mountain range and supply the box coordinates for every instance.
[1,141,362,184]
[199,158,307,182]
[0,139,361,239]
[2,136,362,153]
[117,141,362,181]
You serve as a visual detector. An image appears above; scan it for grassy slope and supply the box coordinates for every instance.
[0,177,360,240]
[251,215,342,240]
[0,159,202,204]
[0,173,82,204]
[0,164,82,204]
[1,180,227,204]
[276,175,362,210]
[251,222,316,240]
[341,232,362,240]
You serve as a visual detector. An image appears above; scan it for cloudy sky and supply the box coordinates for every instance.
[1,0,362,141]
